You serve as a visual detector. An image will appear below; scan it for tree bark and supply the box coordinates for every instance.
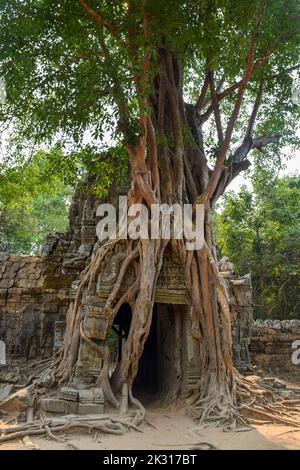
[53,46,240,425]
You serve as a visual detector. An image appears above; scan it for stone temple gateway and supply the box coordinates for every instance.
[72,242,253,401]
[0,178,253,406]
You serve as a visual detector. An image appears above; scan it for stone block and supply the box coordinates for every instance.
[0,253,10,262]
[40,398,66,414]
[0,288,7,299]
[0,279,14,289]
[59,387,79,402]
[43,303,59,314]
[7,288,23,300]
[65,401,79,414]
[77,403,104,415]
[79,389,94,403]
[93,388,104,404]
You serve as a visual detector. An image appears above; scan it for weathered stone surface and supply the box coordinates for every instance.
[0,384,13,402]
[34,370,56,389]
[250,320,300,381]
[40,398,66,414]
[78,388,104,405]
[78,389,94,403]
[59,387,79,402]
[219,258,253,371]
[77,403,104,415]
[41,398,77,414]
[0,177,105,362]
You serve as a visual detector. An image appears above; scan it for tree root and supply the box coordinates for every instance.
[0,382,147,444]
[189,369,300,431]
[0,412,140,443]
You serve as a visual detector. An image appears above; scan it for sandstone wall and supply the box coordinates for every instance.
[0,177,101,362]
[0,252,71,360]
[250,319,300,381]
[219,258,253,372]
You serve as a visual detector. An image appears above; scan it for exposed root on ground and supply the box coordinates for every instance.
[0,403,146,443]
[188,369,300,431]
[235,372,300,428]
[1,365,300,443]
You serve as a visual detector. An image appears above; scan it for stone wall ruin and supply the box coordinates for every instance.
[0,177,101,362]
[250,320,300,382]
[2,177,286,387]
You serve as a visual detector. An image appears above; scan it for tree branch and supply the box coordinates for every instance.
[231,134,280,164]
[198,80,241,124]
[195,73,210,111]
[252,135,281,150]
[199,0,268,204]
[212,133,280,204]
[197,73,226,112]
[199,23,298,125]
[78,0,125,45]
[208,70,224,144]
[245,80,264,140]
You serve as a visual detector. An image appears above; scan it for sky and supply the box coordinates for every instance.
[229,152,299,193]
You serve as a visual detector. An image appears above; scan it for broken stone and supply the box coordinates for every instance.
[218,256,234,273]
[34,369,56,389]
[0,371,19,384]
[273,378,287,389]
[278,390,294,399]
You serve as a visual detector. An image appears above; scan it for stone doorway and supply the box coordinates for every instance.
[132,303,189,404]
[110,303,189,405]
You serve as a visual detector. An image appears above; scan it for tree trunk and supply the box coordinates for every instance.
[54,46,235,425]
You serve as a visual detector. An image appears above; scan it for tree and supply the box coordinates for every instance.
[0,144,128,253]
[0,0,299,425]
[215,169,300,319]
[0,149,73,253]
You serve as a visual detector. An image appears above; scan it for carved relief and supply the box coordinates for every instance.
[96,245,189,305]
[83,304,110,340]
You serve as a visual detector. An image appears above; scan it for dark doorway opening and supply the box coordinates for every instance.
[133,305,158,400]
[111,303,186,405]
[110,303,132,367]
[133,303,186,404]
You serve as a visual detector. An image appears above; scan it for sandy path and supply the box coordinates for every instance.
[1,406,300,450]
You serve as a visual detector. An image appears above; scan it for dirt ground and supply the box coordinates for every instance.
[1,404,300,451]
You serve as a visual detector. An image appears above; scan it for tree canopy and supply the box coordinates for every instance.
[215,168,300,319]
[0,0,299,174]
[0,144,128,253]
[0,148,73,253]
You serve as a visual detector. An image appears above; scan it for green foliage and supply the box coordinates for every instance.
[215,168,300,319]
[0,143,129,253]
[0,149,73,253]
[81,145,129,198]
[0,0,299,286]
[0,0,299,161]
